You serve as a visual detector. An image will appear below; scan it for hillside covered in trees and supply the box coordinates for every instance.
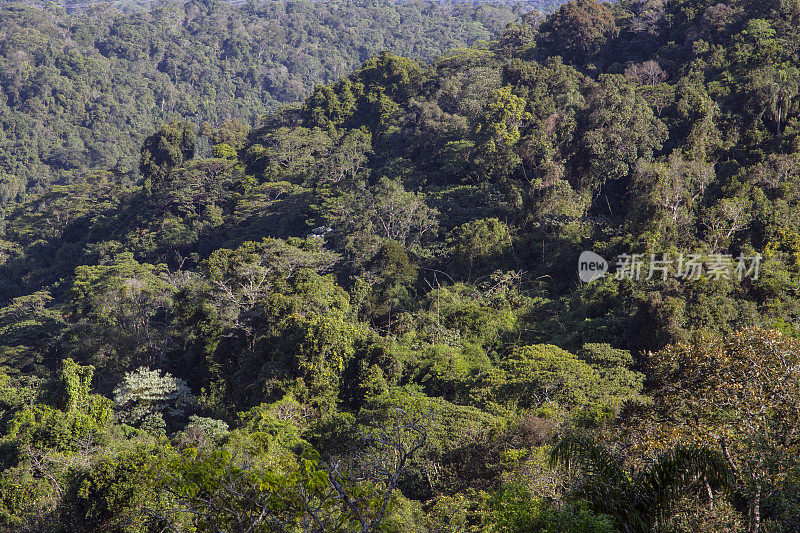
[0,0,533,203]
[3,0,800,530]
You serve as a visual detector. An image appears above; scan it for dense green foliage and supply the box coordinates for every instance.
[3,0,800,530]
[0,0,533,203]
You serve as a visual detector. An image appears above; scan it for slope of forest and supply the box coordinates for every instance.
[2,0,563,14]
[0,0,532,203]
[2,0,800,531]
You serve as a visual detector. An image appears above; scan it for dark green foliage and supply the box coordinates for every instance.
[0,291,63,374]
[140,122,196,194]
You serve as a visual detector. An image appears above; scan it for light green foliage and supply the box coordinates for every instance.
[211,143,238,161]
[325,177,439,259]
[491,343,643,422]
[7,403,109,453]
[113,366,193,428]
[738,19,782,65]
[185,415,230,441]
[206,237,340,319]
[60,358,94,414]
[74,445,178,533]
[59,359,112,426]
[359,387,506,494]
[250,126,334,181]
[304,52,425,132]
[414,277,526,350]
[477,86,530,152]
[576,343,644,406]
[237,395,310,454]
[450,218,512,279]
[487,485,618,532]
[282,314,366,411]
[501,344,601,407]
[473,86,531,179]
[162,446,331,532]
[3,360,111,455]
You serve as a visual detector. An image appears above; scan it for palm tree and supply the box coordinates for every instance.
[769,66,799,139]
[550,436,732,533]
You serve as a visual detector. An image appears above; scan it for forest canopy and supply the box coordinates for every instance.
[3,0,800,530]
[0,0,537,203]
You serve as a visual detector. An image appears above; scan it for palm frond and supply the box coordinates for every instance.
[550,435,647,531]
[636,445,732,528]
[549,434,628,485]
[550,436,732,533]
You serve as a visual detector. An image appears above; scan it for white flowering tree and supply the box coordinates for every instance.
[113,367,194,432]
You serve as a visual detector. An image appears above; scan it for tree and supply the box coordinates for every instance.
[647,328,800,533]
[772,69,798,134]
[206,238,339,324]
[540,0,617,65]
[624,60,668,87]
[326,177,439,260]
[140,122,196,194]
[753,64,800,139]
[67,253,175,371]
[323,128,372,186]
[327,406,430,533]
[276,313,365,412]
[631,152,715,240]
[161,446,329,533]
[450,218,511,280]
[74,445,178,532]
[490,344,643,417]
[486,485,617,532]
[113,366,193,432]
[252,126,333,181]
[59,358,96,415]
[702,196,750,250]
[476,86,529,151]
[473,86,530,180]
[0,291,64,374]
[674,69,722,162]
[578,74,668,194]
[638,83,674,116]
[161,407,429,533]
[362,240,419,328]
